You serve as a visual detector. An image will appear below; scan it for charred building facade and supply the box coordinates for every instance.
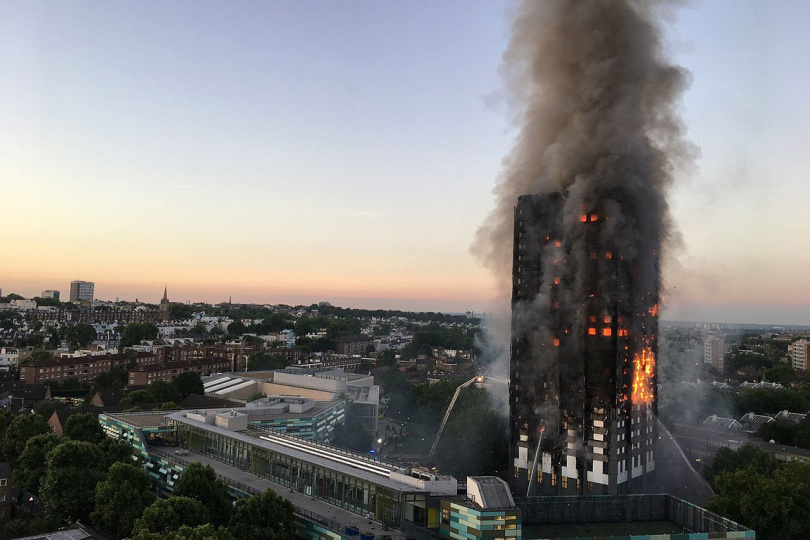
[509,193,659,496]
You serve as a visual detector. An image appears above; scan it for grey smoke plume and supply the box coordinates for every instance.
[473,1,694,372]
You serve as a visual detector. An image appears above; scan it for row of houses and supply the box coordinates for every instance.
[702,409,808,431]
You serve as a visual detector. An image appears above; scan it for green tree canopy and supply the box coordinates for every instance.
[32,398,65,421]
[64,413,105,444]
[92,366,129,392]
[228,488,296,540]
[227,320,247,336]
[1,413,51,464]
[60,323,98,348]
[704,443,778,487]
[91,462,156,539]
[13,433,60,496]
[708,461,810,540]
[172,371,205,399]
[169,303,195,320]
[99,437,134,469]
[434,397,508,478]
[121,390,156,407]
[131,523,236,540]
[246,352,289,372]
[327,318,363,340]
[254,314,294,334]
[28,350,54,362]
[173,463,232,526]
[149,380,182,404]
[119,322,159,350]
[133,496,210,537]
[40,440,107,523]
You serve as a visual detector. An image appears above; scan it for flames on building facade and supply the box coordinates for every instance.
[509,193,659,497]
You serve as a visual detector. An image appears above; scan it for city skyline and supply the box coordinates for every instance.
[3,1,810,324]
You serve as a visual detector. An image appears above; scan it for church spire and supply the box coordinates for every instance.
[162,285,168,302]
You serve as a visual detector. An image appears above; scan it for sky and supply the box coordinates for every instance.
[1,1,809,324]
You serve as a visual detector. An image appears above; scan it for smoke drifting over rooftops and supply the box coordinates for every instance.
[473,1,694,375]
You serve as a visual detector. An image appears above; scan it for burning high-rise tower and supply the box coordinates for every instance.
[470,0,690,497]
[509,192,659,496]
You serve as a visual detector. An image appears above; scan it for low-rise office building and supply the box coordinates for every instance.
[100,408,457,536]
[205,368,381,439]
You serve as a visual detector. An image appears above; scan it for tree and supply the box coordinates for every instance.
[228,488,296,540]
[172,371,205,399]
[704,444,778,487]
[227,320,247,336]
[121,389,156,407]
[246,352,289,372]
[91,462,156,539]
[0,514,60,538]
[119,322,159,350]
[61,323,98,348]
[133,497,210,537]
[40,440,107,523]
[99,437,134,468]
[169,303,194,320]
[26,333,45,348]
[47,326,61,348]
[256,314,293,334]
[173,463,232,526]
[13,433,60,496]
[64,413,105,444]
[709,462,810,540]
[28,350,54,362]
[327,318,362,340]
[131,524,235,540]
[294,317,317,337]
[434,403,508,478]
[93,366,129,391]
[33,398,65,421]
[149,380,182,404]
[312,337,336,353]
[1,413,51,464]
[0,410,14,439]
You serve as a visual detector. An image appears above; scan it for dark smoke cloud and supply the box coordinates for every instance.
[473,0,694,294]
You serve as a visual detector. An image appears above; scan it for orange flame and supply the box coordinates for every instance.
[650,303,658,317]
[631,347,655,404]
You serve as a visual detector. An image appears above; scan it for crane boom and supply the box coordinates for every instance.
[427,375,482,462]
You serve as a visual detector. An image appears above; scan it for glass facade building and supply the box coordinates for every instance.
[167,411,446,529]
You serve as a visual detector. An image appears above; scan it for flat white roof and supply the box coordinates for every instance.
[214,379,254,395]
[164,410,434,493]
[204,376,232,389]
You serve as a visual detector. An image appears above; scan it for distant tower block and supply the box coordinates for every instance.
[69,280,94,303]
[509,194,659,497]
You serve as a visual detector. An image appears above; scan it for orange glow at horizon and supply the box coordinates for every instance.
[632,347,656,404]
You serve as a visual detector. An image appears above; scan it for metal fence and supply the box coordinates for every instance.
[516,494,749,533]
[666,496,748,533]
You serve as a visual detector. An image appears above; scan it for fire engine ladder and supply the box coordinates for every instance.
[427,375,482,463]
